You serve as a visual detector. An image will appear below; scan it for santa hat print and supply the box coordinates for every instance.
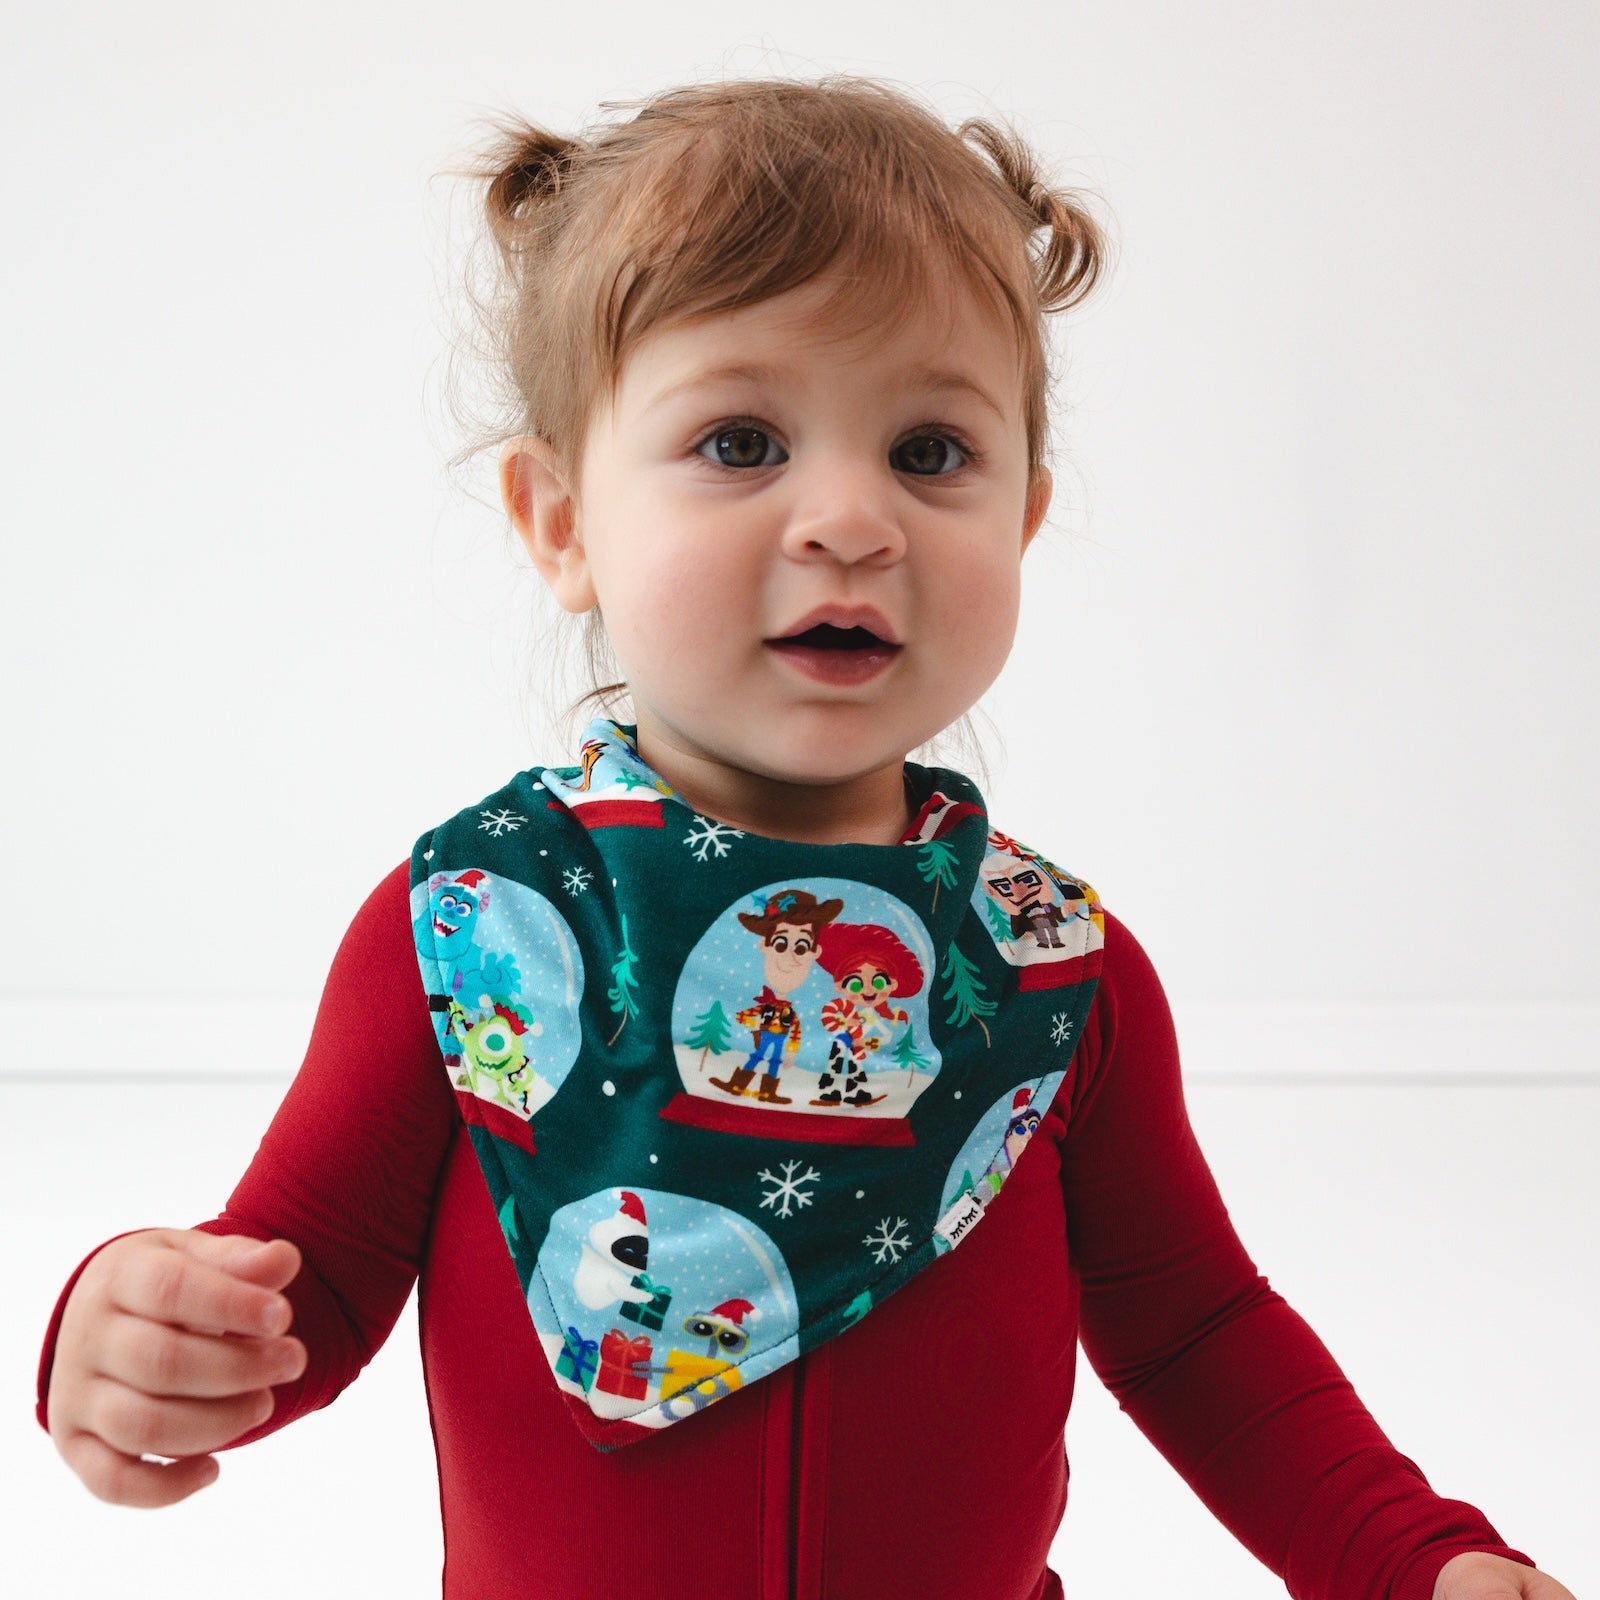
[1012,1088,1033,1113]
[617,1190,647,1227]
[709,1297,760,1328]
[442,868,489,912]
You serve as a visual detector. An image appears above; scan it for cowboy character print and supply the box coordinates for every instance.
[709,888,843,1105]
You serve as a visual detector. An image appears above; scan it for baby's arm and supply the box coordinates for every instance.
[1064,913,1540,1600]
[38,861,454,1505]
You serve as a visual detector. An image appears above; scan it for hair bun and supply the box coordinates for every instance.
[957,116,1105,314]
[483,122,583,236]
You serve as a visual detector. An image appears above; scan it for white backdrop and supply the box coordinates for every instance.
[3,1,1595,1595]
[3,0,1595,1022]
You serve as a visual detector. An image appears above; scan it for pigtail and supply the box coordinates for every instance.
[471,116,585,261]
[957,117,1107,314]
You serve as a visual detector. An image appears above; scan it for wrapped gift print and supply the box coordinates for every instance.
[530,1186,799,1429]
[411,868,585,1151]
[662,878,940,1147]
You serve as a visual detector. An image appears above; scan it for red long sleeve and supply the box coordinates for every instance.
[1062,916,1534,1599]
[38,865,1536,1599]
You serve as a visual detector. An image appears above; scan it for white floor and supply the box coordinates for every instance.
[4,1078,1594,1599]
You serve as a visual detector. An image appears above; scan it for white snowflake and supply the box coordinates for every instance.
[684,814,745,861]
[563,865,592,897]
[1051,1011,1074,1047]
[863,1216,911,1265]
[478,807,528,838]
[757,1158,821,1219]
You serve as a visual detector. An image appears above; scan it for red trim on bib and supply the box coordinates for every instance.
[455,1089,538,1153]
[657,1092,916,1147]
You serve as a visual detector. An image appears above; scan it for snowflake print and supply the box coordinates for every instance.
[757,1158,821,1219]
[563,865,593,897]
[1051,1011,1074,1047]
[478,807,528,837]
[684,814,745,862]
[863,1216,911,1265]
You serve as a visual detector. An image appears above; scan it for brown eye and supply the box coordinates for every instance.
[701,424,784,469]
[892,434,968,476]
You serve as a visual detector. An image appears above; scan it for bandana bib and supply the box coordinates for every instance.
[409,718,1104,1451]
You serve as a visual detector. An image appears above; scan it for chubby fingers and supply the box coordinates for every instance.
[181,1231,303,1294]
[95,1309,306,1399]
[79,1373,279,1461]
[56,1430,222,1509]
[109,1231,301,1339]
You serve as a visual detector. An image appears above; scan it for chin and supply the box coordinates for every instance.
[738,719,913,787]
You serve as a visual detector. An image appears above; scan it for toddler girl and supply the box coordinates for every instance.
[36,74,1576,1600]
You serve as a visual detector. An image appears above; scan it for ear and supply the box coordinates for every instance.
[1020,468,1053,556]
[499,436,597,613]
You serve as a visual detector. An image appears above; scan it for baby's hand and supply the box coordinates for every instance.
[1433,1552,1578,1600]
[46,1229,306,1507]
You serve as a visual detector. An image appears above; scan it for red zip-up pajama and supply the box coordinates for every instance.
[36,860,1533,1599]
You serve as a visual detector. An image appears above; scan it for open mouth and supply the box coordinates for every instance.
[779,623,893,651]
[766,623,901,685]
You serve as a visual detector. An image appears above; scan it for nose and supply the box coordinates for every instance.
[779,455,907,567]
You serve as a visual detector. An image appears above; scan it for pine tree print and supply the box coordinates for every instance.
[915,838,960,914]
[605,913,640,1046]
[940,941,996,1047]
[981,893,1012,943]
[685,999,734,1072]
[891,1021,933,1086]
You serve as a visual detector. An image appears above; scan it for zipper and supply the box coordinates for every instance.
[760,1342,831,1599]
[789,1349,806,1600]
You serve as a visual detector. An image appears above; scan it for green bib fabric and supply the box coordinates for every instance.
[409,718,1104,1451]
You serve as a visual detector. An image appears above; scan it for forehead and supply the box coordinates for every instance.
[770,920,815,940]
[615,266,1022,424]
[989,865,1040,884]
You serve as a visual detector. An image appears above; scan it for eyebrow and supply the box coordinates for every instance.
[645,360,1009,422]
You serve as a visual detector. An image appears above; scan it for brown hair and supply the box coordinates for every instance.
[442,73,1113,775]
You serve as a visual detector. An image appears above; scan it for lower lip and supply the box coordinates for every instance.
[765,641,901,686]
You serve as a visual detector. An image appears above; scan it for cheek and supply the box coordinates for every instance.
[589,514,753,641]
[936,531,1019,611]
[590,547,717,663]
[928,547,1022,661]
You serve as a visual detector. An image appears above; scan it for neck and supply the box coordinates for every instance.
[628,719,915,846]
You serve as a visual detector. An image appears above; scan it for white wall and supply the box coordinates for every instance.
[4,0,1595,1025]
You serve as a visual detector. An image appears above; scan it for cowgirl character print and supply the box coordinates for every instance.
[811,922,925,1108]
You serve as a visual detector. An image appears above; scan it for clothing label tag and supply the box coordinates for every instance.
[932,1191,986,1250]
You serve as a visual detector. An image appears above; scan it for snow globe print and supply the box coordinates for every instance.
[531,1184,801,1435]
[410,866,586,1153]
[660,876,942,1147]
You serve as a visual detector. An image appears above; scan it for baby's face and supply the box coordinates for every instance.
[506,263,1049,814]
